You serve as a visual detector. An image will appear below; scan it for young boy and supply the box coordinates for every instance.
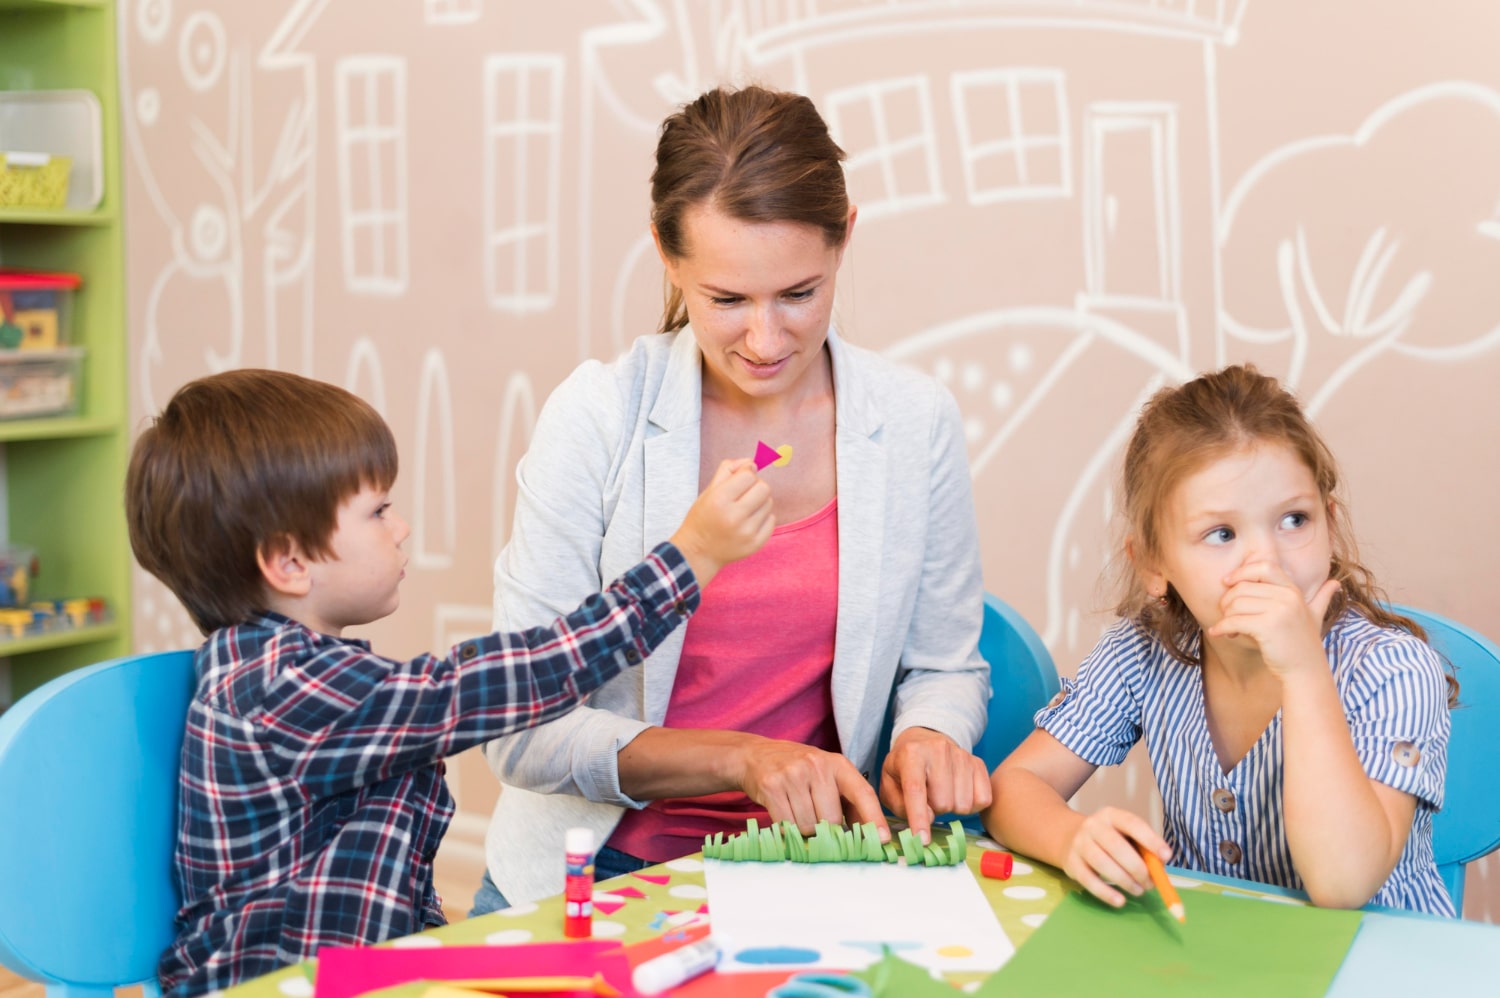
[125,369,774,997]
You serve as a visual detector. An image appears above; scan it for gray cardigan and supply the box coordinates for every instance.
[481,327,990,902]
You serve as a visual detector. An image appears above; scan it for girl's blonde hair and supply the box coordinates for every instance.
[1115,364,1434,672]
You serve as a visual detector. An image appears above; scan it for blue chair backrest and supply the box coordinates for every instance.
[973,593,1061,771]
[1390,605,1500,913]
[0,649,194,997]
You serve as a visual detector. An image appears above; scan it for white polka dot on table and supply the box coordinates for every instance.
[593,891,625,903]
[391,935,442,948]
[592,920,627,937]
[1010,861,1033,876]
[963,982,982,993]
[277,977,313,997]
[1021,913,1048,928]
[665,857,704,872]
[485,928,535,945]
[496,901,539,917]
[975,838,1003,851]
[1002,886,1047,901]
[1167,874,1200,888]
[668,883,708,899]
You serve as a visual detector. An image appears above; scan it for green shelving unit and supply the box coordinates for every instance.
[0,0,131,699]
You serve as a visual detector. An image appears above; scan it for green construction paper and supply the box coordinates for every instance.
[978,888,1362,998]
[704,819,968,866]
[852,948,960,997]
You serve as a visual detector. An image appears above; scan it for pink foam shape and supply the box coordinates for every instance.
[632,872,672,886]
[753,440,780,470]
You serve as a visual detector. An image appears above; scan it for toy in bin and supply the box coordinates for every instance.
[0,268,80,350]
[0,546,38,608]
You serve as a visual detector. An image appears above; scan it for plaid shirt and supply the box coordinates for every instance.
[159,543,698,997]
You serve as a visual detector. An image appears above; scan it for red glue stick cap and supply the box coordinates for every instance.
[980,850,1014,880]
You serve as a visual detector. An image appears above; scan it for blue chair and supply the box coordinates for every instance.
[1390,605,1500,913]
[0,649,194,998]
[973,593,1061,771]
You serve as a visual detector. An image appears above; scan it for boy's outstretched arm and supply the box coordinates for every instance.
[260,463,774,794]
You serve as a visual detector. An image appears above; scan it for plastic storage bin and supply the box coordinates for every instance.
[0,90,103,211]
[0,269,79,350]
[0,346,82,419]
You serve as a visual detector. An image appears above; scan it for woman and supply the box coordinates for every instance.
[475,85,992,910]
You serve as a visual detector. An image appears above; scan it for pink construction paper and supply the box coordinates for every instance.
[632,872,671,886]
[609,886,648,899]
[753,440,780,470]
[593,898,627,915]
[313,940,641,998]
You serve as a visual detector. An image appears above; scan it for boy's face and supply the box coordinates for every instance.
[302,484,409,636]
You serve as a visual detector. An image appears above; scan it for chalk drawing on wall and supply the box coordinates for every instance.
[413,349,458,570]
[824,75,946,221]
[951,67,1072,205]
[425,0,483,27]
[483,54,566,314]
[343,336,388,414]
[335,55,410,296]
[1219,81,1500,409]
[122,0,319,410]
[491,372,538,568]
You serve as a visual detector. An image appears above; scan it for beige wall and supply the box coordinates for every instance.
[121,1,1500,920]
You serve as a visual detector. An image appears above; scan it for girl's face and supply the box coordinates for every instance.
[657,202,854,407]
[1142,441,1334,635]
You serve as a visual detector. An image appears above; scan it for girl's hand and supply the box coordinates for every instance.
[734,737,890,843]
[1063,807,1170,908]
[1208,559,1339,680]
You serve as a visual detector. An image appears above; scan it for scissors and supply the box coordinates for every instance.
[765,971,873,997]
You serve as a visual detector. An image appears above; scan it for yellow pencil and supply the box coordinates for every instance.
[1136,840,1186,923]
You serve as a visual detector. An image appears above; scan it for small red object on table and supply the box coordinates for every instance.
[980,850,1013,880]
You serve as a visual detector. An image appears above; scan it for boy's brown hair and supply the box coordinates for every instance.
[126,369,398,634]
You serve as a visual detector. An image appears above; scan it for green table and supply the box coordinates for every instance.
[223,832,1350,997]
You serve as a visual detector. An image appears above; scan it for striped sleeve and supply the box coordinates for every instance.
[1034,618,1147,767]
[1340,629,1450,810]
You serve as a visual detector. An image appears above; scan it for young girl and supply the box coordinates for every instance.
[983,364,1455,916]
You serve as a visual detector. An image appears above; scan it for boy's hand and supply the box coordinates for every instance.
[1064,806,1170,909]
[670,459,774,589]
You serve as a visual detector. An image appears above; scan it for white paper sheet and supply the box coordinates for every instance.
[703,858,1014,974]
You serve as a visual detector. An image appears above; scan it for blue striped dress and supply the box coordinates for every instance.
[1036,609,1454,916]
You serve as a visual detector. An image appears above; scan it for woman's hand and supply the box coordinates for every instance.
[1062,806,1170,908]
[735,738,890,842]
[878,727,992,844]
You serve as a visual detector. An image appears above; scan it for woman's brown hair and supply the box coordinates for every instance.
[650,84,850,333]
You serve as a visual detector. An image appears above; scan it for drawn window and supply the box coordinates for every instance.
[484,55,564,313]
[825,76,944,220]
[335,57,408,295]
[952,69,1071,204]
[425,0,482,25]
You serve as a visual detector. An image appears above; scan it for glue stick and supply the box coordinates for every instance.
[563,827,595,938]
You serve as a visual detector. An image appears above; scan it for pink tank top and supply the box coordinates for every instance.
[610,497,840,862]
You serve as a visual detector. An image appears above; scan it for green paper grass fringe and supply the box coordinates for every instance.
[703,818,967,867]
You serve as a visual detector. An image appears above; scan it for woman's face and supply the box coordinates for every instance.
[657,202,854,406]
